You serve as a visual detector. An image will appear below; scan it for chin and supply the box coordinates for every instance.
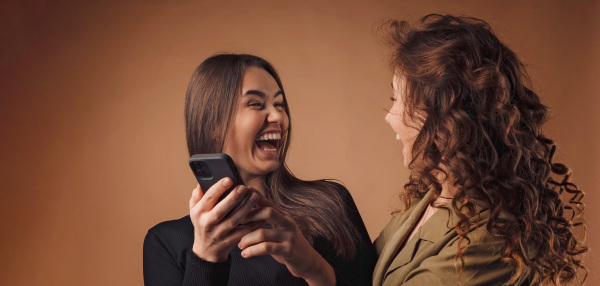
[264,164,280,174]
[253,162,280,176]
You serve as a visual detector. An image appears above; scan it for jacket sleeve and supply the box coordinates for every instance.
[143,228,231,286]
[374,215,403,255]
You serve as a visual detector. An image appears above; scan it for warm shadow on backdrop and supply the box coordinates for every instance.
[1,1,599,285]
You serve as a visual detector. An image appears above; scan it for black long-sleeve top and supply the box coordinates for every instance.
[143,183,377,286]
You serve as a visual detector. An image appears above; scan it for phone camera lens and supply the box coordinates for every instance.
[194,161,213,179]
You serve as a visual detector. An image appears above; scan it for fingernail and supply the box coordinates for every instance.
[250,193,258,201]
[222,178,231,186]
[237,186,246,194]
[241,250,246,257]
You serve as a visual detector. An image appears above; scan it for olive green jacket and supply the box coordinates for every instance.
[373,191,532,285]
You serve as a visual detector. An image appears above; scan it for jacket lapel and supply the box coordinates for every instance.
[418,205,457,243]
[372,191,433,285]
[383,228,422,274]
[373,193,494,285]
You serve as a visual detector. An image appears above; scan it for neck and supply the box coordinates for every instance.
[431,182,455,207]
[240,173,266,196]
[440,180,456,198]
[436,170,457,199]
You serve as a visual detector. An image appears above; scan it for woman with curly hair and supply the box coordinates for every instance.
[373,14,588,285]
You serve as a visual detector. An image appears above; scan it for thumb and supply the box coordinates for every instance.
[189,184,204,210]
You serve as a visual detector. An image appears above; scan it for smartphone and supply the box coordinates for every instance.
[189,153,244,204]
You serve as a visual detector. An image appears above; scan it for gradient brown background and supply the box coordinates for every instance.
[1,1,598,285]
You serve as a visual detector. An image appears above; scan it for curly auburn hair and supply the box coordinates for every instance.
[388,14,588,284]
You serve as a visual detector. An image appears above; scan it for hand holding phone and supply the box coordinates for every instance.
[189,153,243,202]
[188,153,262,262]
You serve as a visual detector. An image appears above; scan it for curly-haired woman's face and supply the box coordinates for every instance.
[385,74,422,168]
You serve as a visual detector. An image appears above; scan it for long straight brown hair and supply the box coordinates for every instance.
[185,53,361,258]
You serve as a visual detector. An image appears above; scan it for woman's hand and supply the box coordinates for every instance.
[189,178,263,262]
[237,191,336,286]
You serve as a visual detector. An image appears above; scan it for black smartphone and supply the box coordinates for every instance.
[189,153,244,204]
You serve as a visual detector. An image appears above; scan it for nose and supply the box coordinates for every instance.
[267,105,285,125]
[385,111,392,125]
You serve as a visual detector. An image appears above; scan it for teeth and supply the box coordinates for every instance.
[257,132,281,141]
[261,147,277,151]
[396,134,401,141]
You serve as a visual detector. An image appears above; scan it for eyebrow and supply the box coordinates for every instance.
[244,90,283,98]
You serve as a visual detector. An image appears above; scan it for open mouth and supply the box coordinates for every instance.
[255,132,282,152]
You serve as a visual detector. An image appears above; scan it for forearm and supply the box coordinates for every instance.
[182,251,231,286]
[303,256,336,286]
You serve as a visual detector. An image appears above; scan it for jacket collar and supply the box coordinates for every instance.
[373,190,492,285]
[372,191,433,285]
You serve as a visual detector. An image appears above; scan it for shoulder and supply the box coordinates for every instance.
[320,180,363,212]
[145,215,194,248]
[143,216,197,276]
[148,215,193,234]
[321,180,352,199]
[389,194,426,224]
[376,211,407,243]
[375,195,426,247]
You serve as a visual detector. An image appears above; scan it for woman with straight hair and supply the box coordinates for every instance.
[374,14,588,285]
[144,53,377,286]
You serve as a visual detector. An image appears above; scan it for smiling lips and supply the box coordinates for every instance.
[255,132,282,152]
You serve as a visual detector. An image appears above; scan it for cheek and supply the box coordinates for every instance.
[235,112,260,136]
[389,115,420,145]
[222,127,241,155]
[388,116,403,134]
[283,114,290,129]
[225,118,254,152]
[403,130,418,148]
[386,107,405,133]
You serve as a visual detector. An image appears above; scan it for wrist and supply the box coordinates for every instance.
[303,255,336,286]
[192,242,228,263]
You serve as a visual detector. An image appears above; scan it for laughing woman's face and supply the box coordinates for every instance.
[222,66,289,183]
[385,74,422,168]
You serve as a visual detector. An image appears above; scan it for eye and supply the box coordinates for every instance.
[274,102,286,110]
[248,101,263,108]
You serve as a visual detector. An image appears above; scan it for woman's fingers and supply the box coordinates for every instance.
[242,203,292,228]
[222,191,260,224]
[196,177,234,211]
[189,184,204,210]
[238,227,285,250]
[240,241,285,259]
[225,220,265,243]
[210,186,256,223]
[250,188,277,208]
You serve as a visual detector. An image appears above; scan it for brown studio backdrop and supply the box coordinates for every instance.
[1,1,599,285]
